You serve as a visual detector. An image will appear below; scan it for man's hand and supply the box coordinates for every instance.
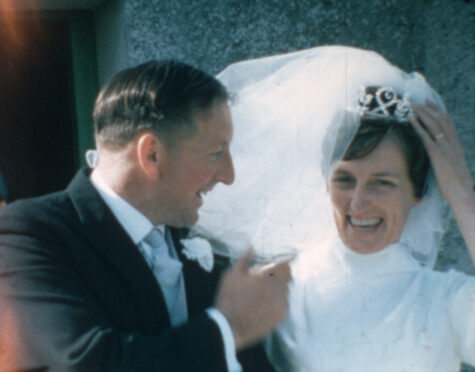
[215,251,292,350]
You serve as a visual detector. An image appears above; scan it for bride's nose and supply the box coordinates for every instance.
[349,184,372,213]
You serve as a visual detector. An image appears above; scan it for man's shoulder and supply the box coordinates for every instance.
[0,189,71,223]
[0,194,81,257]
[0,169,97,230]
[0,190,78,268]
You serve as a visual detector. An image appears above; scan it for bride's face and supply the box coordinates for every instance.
[328,137,418,254]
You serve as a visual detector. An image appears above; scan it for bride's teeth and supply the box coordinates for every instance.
[350,217,381,226]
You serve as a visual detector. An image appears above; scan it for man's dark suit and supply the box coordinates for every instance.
[0,169,273,372]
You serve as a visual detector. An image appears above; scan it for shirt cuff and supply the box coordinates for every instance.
[206,307,243,372]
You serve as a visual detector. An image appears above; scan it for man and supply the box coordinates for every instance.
[0,60,290,371]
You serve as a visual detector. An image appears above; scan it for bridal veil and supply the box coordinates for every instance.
[193,45,449,268]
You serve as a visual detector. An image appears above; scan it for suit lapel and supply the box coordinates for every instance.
[170,228,219,316]
[67,169,170,330]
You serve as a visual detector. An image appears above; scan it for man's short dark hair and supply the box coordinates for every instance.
[93,60,229,148]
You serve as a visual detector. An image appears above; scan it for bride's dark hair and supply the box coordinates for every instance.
[343,118,430,199]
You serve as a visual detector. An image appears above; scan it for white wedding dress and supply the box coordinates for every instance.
[191,46,475,371]
[267,242,475,372]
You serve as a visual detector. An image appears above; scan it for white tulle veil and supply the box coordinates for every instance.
[193,46,449,268]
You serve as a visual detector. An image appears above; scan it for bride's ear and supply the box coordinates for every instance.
[136,132,167,179]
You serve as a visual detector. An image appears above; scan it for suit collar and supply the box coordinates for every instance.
[67,169,171,329]
[171,228,218,314]
[68,169,217,322]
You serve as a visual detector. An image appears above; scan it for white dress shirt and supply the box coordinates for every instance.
[90,171,242,372]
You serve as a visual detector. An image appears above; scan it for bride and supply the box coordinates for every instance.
[193,46,475,371]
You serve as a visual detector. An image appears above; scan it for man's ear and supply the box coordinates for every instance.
[136,132,167,178]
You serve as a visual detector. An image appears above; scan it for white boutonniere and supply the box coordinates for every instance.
[181,237,214,272]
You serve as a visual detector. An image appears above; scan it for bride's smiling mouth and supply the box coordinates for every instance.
[348,216,383,232]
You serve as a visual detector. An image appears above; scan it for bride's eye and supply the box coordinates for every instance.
[373,179,395,187]
[332,175,355,186]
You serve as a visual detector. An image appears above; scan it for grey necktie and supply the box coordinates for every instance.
[142,228,187,326]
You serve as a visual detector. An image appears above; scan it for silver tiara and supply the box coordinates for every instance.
[358,87,412,122]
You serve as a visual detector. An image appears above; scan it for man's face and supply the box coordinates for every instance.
[156,102,234,227]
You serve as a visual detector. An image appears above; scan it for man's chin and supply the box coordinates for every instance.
[182,214,199,229]
[169,220,196,229]
[166,209,199,229]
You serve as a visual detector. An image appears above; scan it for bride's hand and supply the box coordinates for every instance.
[409,101,475,263]
[408,100,473,204]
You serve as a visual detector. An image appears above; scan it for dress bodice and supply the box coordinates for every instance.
[268,243,475,372]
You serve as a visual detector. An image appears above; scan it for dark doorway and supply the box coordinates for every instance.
[0,13,76,201]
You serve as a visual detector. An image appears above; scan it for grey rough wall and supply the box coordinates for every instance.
[116,0,475,369]
[122,0,475,274]
[421,0,475,279]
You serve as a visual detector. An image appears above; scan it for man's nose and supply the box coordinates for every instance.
[218,151,235,185]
